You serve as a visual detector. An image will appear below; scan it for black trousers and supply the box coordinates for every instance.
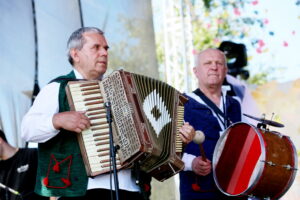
[59,188,144,200]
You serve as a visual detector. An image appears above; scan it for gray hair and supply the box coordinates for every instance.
[67,27,104,65]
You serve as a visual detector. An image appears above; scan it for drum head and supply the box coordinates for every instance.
[213,122,265,196]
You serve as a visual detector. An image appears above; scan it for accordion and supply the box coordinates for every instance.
[66,70,187,181]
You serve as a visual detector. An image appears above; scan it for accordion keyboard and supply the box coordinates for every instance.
[175,105,184,153]
[67,81,121,176]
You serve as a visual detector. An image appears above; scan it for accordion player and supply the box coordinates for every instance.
[66,70,188,181]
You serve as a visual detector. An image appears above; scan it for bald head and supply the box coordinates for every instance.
[193,48,228,91]
[195,48,227,68]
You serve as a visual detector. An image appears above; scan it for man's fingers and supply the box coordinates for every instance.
[179,133,188,143]
[74,127,82,134]
[81,118,90,127]
[179,123,195,144]
[78,123,87,130]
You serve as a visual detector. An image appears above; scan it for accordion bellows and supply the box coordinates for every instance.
[66,70,187,181]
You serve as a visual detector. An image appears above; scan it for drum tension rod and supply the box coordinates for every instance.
[248,194,271,200]
[261,161,298,170]
[282,164,298,170]
[260,160,275,166]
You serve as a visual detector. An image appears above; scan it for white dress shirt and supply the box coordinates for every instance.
[21,69,140,192]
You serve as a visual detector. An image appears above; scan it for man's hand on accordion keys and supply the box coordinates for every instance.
[53,111,91,133]
[179,122,196,144]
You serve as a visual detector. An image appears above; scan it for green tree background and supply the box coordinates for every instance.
[155,0,300,85]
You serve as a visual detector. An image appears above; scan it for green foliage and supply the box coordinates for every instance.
[202,0,211,9]
[189,0,263,50]
[155,35,165,65]
[192,20,216,50]
[154,0,274,83]
[187,0,272,83]
[247,72,269,85]
[108,15,159,78]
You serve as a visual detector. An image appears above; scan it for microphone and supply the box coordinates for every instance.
[0,183,20,196]
[193,131,207,161]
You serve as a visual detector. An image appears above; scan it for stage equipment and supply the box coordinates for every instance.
[219,41,249,80]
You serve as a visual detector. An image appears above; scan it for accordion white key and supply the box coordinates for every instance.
[66,70,187,181]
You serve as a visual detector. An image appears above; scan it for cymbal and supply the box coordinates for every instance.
[243,113,284,128]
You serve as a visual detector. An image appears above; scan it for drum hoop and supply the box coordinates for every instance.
[213,125,230,196]
[212,122,266,197]
[274,135,298,199]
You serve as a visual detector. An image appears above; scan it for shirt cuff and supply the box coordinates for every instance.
[47,114,59,132]
[182,153,196,171]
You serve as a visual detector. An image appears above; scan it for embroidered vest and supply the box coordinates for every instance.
[35,71,88,197]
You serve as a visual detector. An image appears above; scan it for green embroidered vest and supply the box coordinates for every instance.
[35,71,88,197]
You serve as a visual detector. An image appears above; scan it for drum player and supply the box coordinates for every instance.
[179,48,248,200]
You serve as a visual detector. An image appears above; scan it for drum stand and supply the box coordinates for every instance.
[105,102,120,200]
[257,122,267,130]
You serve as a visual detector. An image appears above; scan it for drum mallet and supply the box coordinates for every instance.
[193,130,207,161]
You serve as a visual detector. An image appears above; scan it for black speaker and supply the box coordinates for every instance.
[219,41,249,79]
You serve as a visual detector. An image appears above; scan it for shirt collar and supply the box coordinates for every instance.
[73,69,104,80]
[73,69,83,79]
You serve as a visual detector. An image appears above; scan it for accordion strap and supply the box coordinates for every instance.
[49,77,86,83]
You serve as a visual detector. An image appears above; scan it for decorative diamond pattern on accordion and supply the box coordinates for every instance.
[66,70,187,181]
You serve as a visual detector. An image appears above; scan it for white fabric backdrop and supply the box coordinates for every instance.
[35,0,82,87]
[0,0,158,147]
[0,0,35,147]
[0,0,82,146]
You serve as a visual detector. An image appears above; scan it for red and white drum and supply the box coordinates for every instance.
[213,122,298,200]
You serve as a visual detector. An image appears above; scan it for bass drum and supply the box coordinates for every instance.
[213,122,298,200]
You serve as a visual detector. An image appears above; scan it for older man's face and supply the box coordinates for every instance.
[193,49,227,89]
[73,32,109,80]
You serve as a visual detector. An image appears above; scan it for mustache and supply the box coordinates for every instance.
[97,59,107,63]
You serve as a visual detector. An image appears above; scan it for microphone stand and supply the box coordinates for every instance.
[105,102,119,200]
[0,183,21,200]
